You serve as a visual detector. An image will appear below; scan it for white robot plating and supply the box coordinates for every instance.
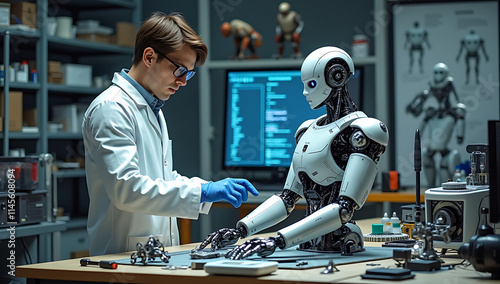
[199,47,389,259]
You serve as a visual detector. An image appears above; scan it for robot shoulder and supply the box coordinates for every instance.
[294,118,316,143]
[350,117,389,146]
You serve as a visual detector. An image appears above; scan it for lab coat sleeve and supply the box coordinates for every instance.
[83,100,205,219]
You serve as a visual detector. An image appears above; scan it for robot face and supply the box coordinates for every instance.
[301,46,355,109]
[433,63,449,82]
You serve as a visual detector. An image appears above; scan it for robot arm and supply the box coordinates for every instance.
[480,39,489,61]
[227,153,379,259]
[456,40,465,62]
[406,90,430,117]
[453,103,467,144]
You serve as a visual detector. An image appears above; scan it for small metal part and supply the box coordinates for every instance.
[296,261,308,266]
[320,259,340,274]
[190,251,220,259]
[191,261,206,270]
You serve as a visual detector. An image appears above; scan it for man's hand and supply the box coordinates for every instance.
[201,178,258,208]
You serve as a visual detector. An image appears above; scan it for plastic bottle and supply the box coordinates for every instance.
[381,212,391,234]
[390,212,401,234]
[17,60,29,83]
[452,167,462,182]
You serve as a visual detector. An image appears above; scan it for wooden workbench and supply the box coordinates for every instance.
[17,218,496,284]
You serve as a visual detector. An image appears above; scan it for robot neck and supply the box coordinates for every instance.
[323,87,358,125]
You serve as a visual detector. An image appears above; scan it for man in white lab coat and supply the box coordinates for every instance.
[82,12,258,256]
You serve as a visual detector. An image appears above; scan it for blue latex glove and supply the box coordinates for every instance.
[201,178,259,208]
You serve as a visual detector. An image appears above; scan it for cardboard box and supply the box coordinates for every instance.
[115,22,136,47]
[10,1,36,29]
[77,33,112,44]
[0,3,10,27]
[61,64,92,87]
[23,108,37,126]
[0,91,23,132]
[52,104,87,133]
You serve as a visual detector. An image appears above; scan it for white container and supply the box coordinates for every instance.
[61,63,92,87]
[352,34,369,58]
[56,16,73,39]
[381,212,391,234]
[47,17,57,36]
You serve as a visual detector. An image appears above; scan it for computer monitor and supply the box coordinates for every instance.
[222,67,363,180]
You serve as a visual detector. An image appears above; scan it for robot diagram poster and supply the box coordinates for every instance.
[391,1,499,188]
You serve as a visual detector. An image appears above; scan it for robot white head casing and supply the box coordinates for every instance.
[301,46,355,109]
[433,62,449,83]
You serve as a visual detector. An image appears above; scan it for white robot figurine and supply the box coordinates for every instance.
[198,47,389,259]
[273,2,304,59]
[406,63,466,188]
[456,30,489,85]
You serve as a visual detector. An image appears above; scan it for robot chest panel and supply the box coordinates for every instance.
[278,13,298,33]
[293,124,344,185]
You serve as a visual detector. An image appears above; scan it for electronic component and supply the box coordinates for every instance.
[189,251,220,259]
[360,268,415,280]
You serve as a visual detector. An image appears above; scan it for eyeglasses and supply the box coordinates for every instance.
[153,48,196,81]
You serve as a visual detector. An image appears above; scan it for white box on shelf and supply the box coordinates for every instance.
[52,104,88,133]
[61,64,92,87]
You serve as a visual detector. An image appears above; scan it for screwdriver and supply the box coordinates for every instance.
[80,258,118,269]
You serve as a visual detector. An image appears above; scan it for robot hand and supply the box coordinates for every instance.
[198,227,245,251]
[225,236,285,260]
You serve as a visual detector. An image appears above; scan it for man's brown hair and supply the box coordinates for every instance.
[133,12,208,67]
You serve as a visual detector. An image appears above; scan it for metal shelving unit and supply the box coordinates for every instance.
[0,0,142,266]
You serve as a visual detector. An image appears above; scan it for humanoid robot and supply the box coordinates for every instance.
[221,19,262,60]
[198,47,389,259]
[273,2,304,59]
[406,63,466,188]
[456,30,489,85]
[404,21,431,74]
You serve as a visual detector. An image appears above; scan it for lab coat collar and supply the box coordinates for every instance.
[111,72,164,137]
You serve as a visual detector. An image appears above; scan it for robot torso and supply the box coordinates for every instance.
[292,111,386,187]
[277,11,299,34]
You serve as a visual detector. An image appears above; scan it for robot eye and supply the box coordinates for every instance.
[307,80,317,88]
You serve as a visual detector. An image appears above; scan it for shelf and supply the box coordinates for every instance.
[48,84,104,96]
[48,36,133,55]
[0,27,40,38]
[0,132,40,139]
[0,221,67,240]
[1,82,40,90]
[54,0,137,10]
[204,56,377,70]
[48,132,83,139]
[53,168,86,179]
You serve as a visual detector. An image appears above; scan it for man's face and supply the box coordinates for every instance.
[146,44,197,101]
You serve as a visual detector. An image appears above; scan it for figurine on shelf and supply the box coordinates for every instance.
[273,2,304,59]
[221,19,262,60]
[406,63,466,188]
[456,30,489,85]
[130,237,171,265]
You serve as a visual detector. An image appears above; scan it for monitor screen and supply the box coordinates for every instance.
[223,68,363,172]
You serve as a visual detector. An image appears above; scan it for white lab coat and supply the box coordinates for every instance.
[82,72,211,256]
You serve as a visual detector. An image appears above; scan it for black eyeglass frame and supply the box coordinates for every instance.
[153,48,196,81]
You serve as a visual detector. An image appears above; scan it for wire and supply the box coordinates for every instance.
[20,238,33,264]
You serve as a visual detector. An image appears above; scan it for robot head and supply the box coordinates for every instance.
[433,63,449,83]
[220,22,231,37]
[301,46,355,109]
[279,2,290,14]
